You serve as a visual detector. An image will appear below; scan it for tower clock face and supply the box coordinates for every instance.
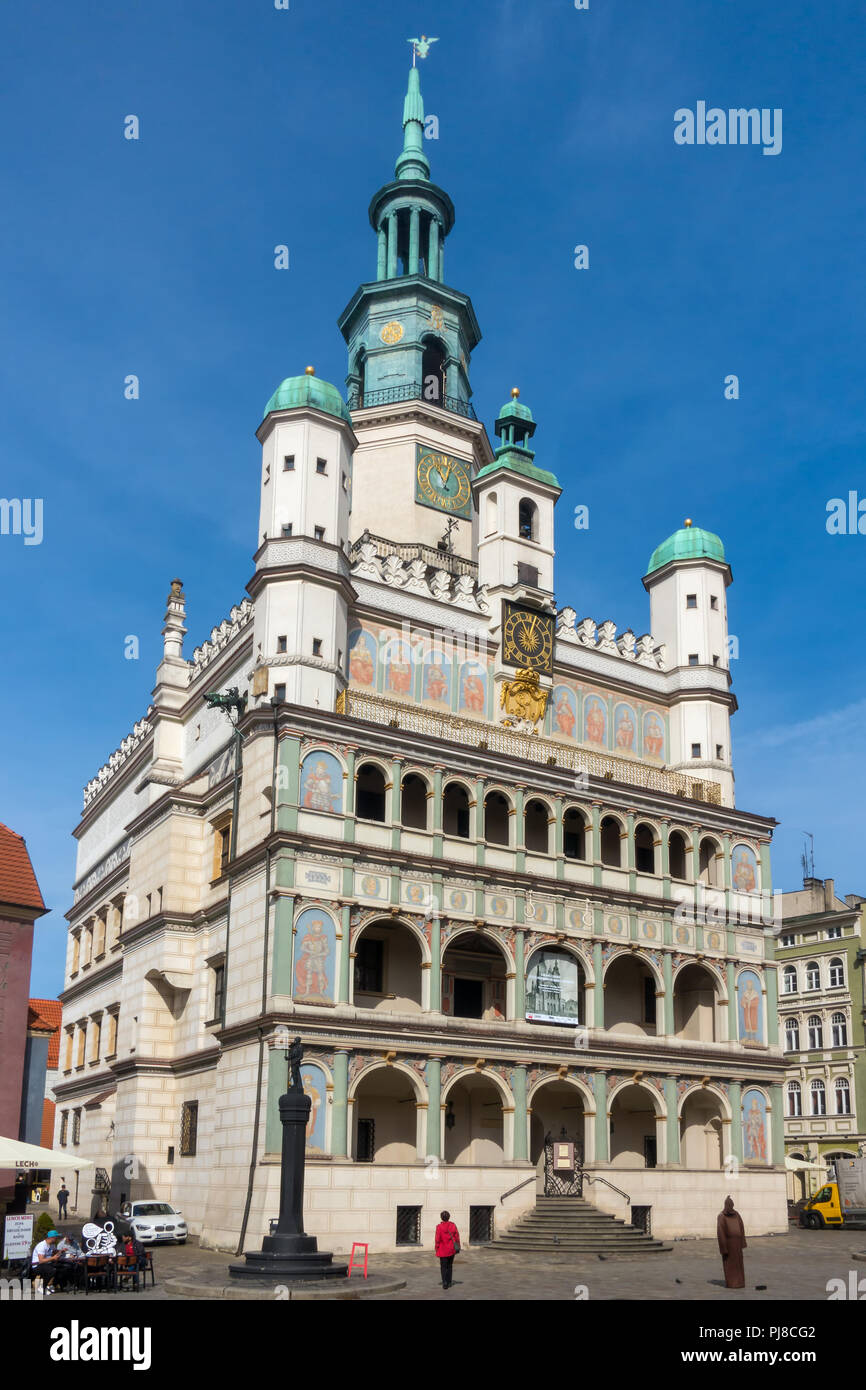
[502,602,555,674]
[415,445,472,518]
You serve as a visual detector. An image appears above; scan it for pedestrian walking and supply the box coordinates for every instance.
[57,1180,69,1220]
[435,1210,460,1290]
[717,1195,747,1288]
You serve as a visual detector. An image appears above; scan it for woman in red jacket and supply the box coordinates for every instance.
[434,1210,460,1290]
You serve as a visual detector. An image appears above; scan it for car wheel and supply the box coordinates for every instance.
[807,1212,823,1230]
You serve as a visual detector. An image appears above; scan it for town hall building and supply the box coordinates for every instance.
[53,55,788,1253]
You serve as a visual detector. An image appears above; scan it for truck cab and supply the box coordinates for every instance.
[800,1182,843,1229]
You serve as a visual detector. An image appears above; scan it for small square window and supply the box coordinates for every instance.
[691,743,702,758]
[688,654,699,666]
[274,684,286,702]
[277,635,287,653]
[283,455,295,470]
[281,523,293,537]
[312,638,322,656]
[710,595,719,610]
[316,458,327,475]
[715,744,723,759]
[314,526,325,541]
[712,654,720,666]
[686,594,697,609]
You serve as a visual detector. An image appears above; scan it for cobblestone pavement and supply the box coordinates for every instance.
[39,1224,866,1301]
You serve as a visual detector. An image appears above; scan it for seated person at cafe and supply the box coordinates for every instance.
[30,1230,61,1291]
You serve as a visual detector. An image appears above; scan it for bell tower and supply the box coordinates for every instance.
[338,48,493,556]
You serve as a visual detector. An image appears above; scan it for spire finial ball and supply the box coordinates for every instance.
[684,517,693,528]
[305,365,315,376]
[511,387,520,398]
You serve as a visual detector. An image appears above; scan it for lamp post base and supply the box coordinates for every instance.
[229,1231,348,1281]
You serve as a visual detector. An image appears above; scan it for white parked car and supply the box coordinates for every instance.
[116,1200,188,1244]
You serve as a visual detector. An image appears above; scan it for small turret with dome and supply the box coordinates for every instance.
[646,518,726,576]
[477,388,560,490]
[262,366,352,427]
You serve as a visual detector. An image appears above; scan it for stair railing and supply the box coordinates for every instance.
[581,1172,631,1205]
[498,1175,536,1205]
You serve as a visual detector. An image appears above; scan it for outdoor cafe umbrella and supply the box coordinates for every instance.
[0,1135,94,1169]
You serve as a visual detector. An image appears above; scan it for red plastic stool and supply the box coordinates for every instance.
[347,1242,369,1279]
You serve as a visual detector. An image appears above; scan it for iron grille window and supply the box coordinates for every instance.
[396,1206,422,1246]
[631,1205,652,1235]
[469,1206,494,1244]
[72,1109,81,1145]
[357,1118,375,1163]
[59,1111,68,1145]
[213,965,225,1021]
[180,1100,199,1156]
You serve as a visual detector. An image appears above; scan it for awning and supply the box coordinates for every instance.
[0,1135,94,1170]
[785,1156,829,1173]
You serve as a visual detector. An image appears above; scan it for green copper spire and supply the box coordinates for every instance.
[476,388,561,489]
[396,66,430,181]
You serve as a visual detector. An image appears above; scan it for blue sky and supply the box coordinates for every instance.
[2,0,864,998]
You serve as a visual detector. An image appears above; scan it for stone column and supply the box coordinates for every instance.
[765,965,779,1046]
[664,1076,680,1164]
[429,916,442,1012]
[726,960,738,1042]
[769,1085,785,1166]
[426,1057,441,1158]
[343,746,357,844]
[512,1066,528,1161]
[338,904,352,1004]
[437,224,444,282]
[626,811,636,872]
[593,1072,609,1162]
[331,1050,350,1157]
[409,205,420,274]
[728,1081,743,1163]
[391,757,403,851]
[593,940,604,1028]
[271,893,295,997]
[663,951,674,1036]
[387,211,398,278]
[377,225,387,280]
[428,217,439,281]
[514,929,526,1018]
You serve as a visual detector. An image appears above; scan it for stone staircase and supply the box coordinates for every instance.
[490,1196,672,1257]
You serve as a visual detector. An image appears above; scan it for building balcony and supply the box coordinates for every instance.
[347,380,477,421]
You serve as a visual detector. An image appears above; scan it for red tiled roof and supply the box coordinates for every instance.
[40,1099,56,1149]
[0,823,46,913]
[29,998,63,1068]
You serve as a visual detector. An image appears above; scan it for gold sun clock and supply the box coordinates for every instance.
[415,445,472,518]
[502,602,554,675]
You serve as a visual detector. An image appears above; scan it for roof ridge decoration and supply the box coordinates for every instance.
[191,598,254,673]
[352,541,490,614]
[556,607,667,670]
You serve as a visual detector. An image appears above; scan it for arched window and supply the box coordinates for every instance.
[698,837,720,886]
[831,1012,847,1047]
[355,349,367,407]
[484,791,510,846]
[782,964,798,995]
[518,498,537,541]
[421,337,447,404]
[810,1078,826,1116]
[786,1080,802,1117]
[784,1017,800,1051]
[443,782,470,839]
[668,830,688,880]
[400,772,428,830]
[829,957,845,988]
[524,799,549,854]
[600,816,622,867]
[356,763,386,822]
[485,491,498,536]
[834,1078,851,1115]
[805,961,820,990]
[634,823,656,874]
[563,807,586,861]
[807,1015,823,1049]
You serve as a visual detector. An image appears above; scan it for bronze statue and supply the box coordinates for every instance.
[288,1036,304,1091]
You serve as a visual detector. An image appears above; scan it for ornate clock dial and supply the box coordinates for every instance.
[502,602,554,675]
[415,445,472,518]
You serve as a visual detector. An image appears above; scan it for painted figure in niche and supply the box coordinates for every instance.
[424,654,451,704]
[643,712,665,759]
[737,972,762,1042]
[614,703,636,752]
[294,915,333,1002]
[300,752,342,813]
[460,662,486,713]
[743,1092,767,1162]
[553,686,577,738]
[733,846,758,893]
[386,642,413,695]
[303,1068,325,1153]
[348,629,375,687]
[584,696,606,746]
[717,1196,747,1288]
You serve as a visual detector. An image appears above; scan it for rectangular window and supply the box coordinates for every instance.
[712,654,720,666]
[212,820,232,880]
[715,744,723,759]
[781,934,795,948]
[354,938,384,994]
[314,526,325,541]
[60,1111,68,1146]
[277,635,287,653]
[686,594,697,609]
[316,458,327,475]
[312,638,322,656]
[76,1026,86,1067]
[710,595,719,610]
[281,523,293,536]
[827,925,842,939]
[106,1012,118,1057]
[283,455,295,470]
[71,933,80,974]
[274,684,286,702]
[688,654,699,666]
[469,1206,495,1244]
[180,1101,199,1157]
[691,744,702,758]
[213,964,225,1021]
[72,1110,81,1145]
[90,1017,101,1062]
[517,561,540,588]
[643,975,656,1024]
[65,1031,74,1070]
[396,1207,422,1246]
[357,1118,375,1163]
